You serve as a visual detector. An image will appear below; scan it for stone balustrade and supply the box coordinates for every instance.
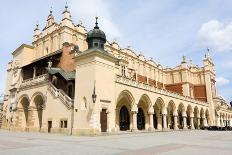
[115,74,208,106]
[48,83,73,109]
[21,74,48,88]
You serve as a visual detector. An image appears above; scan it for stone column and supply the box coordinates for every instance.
[173,115,178,130]
[131,111,138,131]
[197,117,200,129]
[217,115,221,127]
[220,116,223,127]
[148,112,154,131]
[202,117,207,127]
[183,116,188,129]
[162,114,167,130]
[190,116,195,129]
[148,107,154,131]
[33,66,37,78]
[182,112,187,129]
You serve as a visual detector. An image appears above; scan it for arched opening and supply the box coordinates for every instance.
[137,94,150,130]
[167,101,176,129]
[200,108,205,128]
[119,106,130,131]
[177,103,185,129]
[153,112,157,129]
[116,90,134,131]
[137,107,145,130]
[154,98,165,130]
[19,97,30,128]
[33,94,44,130]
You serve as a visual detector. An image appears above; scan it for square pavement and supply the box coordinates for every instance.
[0,129,232,155]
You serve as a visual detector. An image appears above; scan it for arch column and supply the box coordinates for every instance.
[216,115,221,127]
[131,105,138,131]
[203,117,208,127]
[162,108,167,130]
[220,116,223,127]
[162,114,167,130]
[197,117,200,129]
[190,113,195,130]
[173,114,178,130]
[148,107,154,131]
[182,112,187,130]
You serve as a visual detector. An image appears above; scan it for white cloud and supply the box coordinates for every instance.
[198,20,232,52]
[216,76,230,86]
[69,0,121,41]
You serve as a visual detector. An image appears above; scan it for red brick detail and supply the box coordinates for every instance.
[166,84,183,95]
[137,74,147,83]
[148,78,156,86]
[57,45,75,72]
[194,85,207,102]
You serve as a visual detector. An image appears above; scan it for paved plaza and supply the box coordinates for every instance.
[0,129,232,155]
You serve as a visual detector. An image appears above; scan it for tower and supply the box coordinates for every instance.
[73,17,117,135]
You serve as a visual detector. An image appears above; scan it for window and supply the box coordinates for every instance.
[60,120,68,128]
[121,65,126,77]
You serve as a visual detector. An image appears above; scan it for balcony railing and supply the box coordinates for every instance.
[20,74,48,88]
[115,74,208,106]
[48,82,74,109]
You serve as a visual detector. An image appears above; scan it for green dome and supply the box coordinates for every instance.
[87,28,106,42]
[86,17,107,50]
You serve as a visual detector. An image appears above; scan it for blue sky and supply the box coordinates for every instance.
[0,0,231,102]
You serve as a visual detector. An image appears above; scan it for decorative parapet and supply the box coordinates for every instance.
[48,82,73,110]
[116,75,208,106]
[20,74,48,88]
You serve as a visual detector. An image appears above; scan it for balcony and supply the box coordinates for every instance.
[20,74,48,88]
[115,74,208,106]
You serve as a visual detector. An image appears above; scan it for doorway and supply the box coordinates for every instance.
[137,108,145,130]
[100,109,107,132]
[48,121,52,133]
[119,106,130,131]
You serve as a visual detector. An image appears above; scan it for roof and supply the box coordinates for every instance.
[46,67,75,80]
[32,50,62,63]
[12,44,34,55]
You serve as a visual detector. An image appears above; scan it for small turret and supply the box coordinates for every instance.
[33,23,40,42]
[61,2,74,27]
[46,8,55,27]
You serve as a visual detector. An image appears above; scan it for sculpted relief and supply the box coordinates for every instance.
[11,59,21,86]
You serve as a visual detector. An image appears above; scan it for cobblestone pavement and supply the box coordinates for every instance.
[0,129,232,155]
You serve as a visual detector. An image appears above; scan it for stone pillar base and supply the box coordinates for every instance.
[131,129,138,132]
[72,128,100,136]
[148,127,155,131]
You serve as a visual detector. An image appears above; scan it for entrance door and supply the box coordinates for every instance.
[137,108,145,130]
[100,109,107,132]
[119,106,130,131]
[48,121,52,133]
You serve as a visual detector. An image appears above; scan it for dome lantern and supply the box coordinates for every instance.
[86,17,106,50]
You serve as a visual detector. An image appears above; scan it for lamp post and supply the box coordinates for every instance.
[92,81,97,103]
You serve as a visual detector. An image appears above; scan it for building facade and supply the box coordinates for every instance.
[2,6,232,135]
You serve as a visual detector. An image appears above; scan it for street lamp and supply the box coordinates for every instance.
[92,81,97,103]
